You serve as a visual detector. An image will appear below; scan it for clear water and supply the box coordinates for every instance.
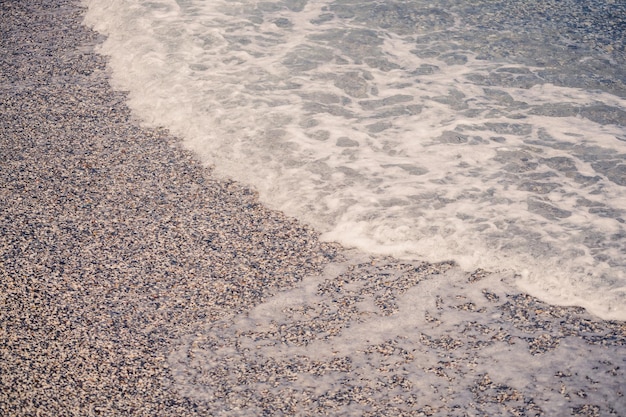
[83,0,626,321]
[164,257,626,415]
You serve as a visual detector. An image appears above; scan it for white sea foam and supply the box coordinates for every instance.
[83,0,626,320]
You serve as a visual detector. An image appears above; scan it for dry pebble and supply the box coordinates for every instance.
[1,1,625,416]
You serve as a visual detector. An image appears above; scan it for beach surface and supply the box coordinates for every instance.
[1,1,624,416]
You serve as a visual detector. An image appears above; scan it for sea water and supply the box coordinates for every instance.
[82,0,626,321]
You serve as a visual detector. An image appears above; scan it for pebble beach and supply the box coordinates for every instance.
[1,1,625,416]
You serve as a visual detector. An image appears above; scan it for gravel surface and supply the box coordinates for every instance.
[1,1,624,416]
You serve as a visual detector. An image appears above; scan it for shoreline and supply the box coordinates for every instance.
[1,1,624,415]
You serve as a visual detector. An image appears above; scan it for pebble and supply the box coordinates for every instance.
[1,1,624,416]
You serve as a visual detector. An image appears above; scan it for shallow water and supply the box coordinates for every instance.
[83,0,626,320]
[165,254,626,415]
